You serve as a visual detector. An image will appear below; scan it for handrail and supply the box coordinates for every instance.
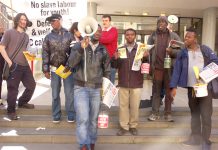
[0,1,17,14]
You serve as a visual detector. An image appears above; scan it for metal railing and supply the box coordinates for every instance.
[0,1,17,30]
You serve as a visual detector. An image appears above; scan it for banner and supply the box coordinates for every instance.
[12,0,87,49]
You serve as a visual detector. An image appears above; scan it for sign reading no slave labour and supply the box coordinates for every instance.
[12,0,87,48]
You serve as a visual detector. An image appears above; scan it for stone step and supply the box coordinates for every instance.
[4,143,217,150]
[0,127,218,144]
[1,106,218,116]
[1,115,218,129]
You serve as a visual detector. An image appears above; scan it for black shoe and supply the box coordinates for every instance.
[117,128,128,136]
[7,112,19,120]
[18,103,35,109]
[129,128,138,135]
[139,99,152,108]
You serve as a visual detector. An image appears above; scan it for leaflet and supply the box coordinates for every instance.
[55,65,72,79]
[118,48,127,59]
[199,62,218,83]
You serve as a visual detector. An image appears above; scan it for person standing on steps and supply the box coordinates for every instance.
[111,28,149,136]
[147,16,182,122]
[170,27,218,150]
[0,13,36,120]
[64,24,111,150]
[99,14,118,84]
[42,14,75,123]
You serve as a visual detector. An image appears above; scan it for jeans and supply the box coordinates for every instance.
[110,68,116,84]
[74,85,101,145]
[50,71,74,120]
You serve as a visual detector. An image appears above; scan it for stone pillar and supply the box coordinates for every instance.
[87,2,97,19]
[202,7,217,51]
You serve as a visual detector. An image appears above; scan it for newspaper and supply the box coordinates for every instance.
[199,62,218,83]
[132,43,154,71]
[102,77,119,108]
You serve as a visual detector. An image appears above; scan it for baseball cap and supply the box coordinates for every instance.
[45,14,62,22]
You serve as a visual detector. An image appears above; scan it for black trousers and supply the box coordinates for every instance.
[187,87,212,142]
[0,55,5,99]
[152,69,173,115]
[7,64,36,113]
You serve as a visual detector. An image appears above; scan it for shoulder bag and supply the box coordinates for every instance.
[2,34,26,80]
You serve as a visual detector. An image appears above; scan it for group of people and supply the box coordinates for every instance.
[0,12,218,150]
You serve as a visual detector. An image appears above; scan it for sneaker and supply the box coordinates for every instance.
[164,114,174,122]
[18,103,35,109]
[67,119,75,123]
[117,128,129,136]
[148,113,160,121]
[129,128,138,135]
[7,112,19,120]
[52,118,60,124]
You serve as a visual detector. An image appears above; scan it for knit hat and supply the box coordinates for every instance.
[157,16,168,25]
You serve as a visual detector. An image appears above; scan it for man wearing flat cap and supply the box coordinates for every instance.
[147,16,182,122]
[42,14,75,123]
[45,14,62,22]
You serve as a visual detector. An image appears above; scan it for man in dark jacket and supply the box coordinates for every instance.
[147,16,182,122]
[65,24,110,150]
[42,14,75,123]
[170,27,218,150]
[112,28,149,136]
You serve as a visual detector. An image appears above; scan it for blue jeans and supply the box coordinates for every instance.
[110,68,116,84]
[50,71,75,120]
[74,85,101,145]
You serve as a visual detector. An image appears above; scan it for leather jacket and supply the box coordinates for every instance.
[67,42,111,88]
[42,27,73,73]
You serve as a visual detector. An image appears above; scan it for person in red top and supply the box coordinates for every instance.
[99,15,118,84]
